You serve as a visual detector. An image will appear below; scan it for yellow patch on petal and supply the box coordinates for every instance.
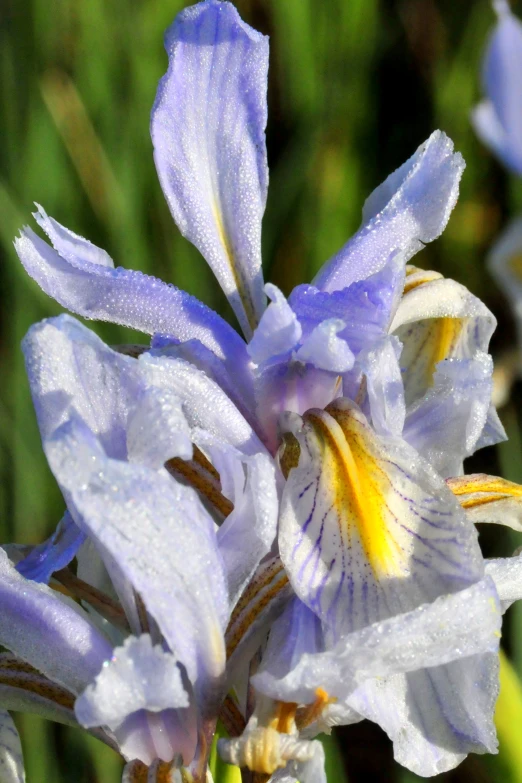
[212,201,258,333]
[305,404,407,578]
[398,315,467,400]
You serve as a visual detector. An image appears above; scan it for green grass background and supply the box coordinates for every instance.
[1,0,522,780]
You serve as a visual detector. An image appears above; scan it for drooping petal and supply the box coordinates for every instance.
[15,215,249,374]
[447,473,522,530]
[0,549,112,695]
[247,285,301,366]
[0,711,25,783]
[75,634,195,765]
[313,132,464,293]
[150,334,256,426]
[44,416,228,692]
[22,315,139,458]
[357,336,405,438]
[472,1,522,174]
[278,398,483,638]
[253,577,501,707]
[16,511,85,584]
[151,0,269,337]
[138,353,267,456]
[348,655,499,776]
[391,272,496,407]
[126,386,193,469]
[403,354,495,477]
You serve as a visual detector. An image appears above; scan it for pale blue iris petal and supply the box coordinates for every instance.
[258,598,324,686]
[138,353,267,456]
[194,433,278,607]
[473,2,522,174]
[349,655,498,777]
[44,416,228,691]
[475,405,507,451]
[268,743,326,783]
[16,511,85,584]
[279,400,484,639]
[295,319,354,373]
[0,549,112,695]
[253,363,342,453]
[22,315,139,459]
[313,132,464,293]
[15,223,249,375]
[253,578,500,707]
[75,634,194,765]
[404,354,495,478]
[151,0,269,337]
[290,254,404,358]
[248,285,302,366]
[486,553,522,612]
[34,204,114,268]
[126,386,193,469]
[0,710,25,783]
[150,334,256,422]
[358,336,405,438]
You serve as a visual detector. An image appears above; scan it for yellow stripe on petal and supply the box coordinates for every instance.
[305,407,405,578]
[398,316,467,403]
[279,399,483,635]
[447,473,522,530]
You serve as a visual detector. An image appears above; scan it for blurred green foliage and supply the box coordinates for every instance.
[2,0,522,780]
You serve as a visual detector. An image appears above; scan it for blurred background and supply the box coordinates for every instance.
[2,0,522,780]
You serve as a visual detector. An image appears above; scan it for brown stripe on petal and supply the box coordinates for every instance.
[52,568,130,631]
[166,447,234,520]
[226,557,291,662]
[219,695,246,738]
[0,660,75,711]
[403,265,443,294]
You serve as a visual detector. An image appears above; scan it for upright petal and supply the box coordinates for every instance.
[279,398,483,638]
[313,132,464,292]
[247,285,301,366]
[15,213,249,376]
[44,416,228,692]
[152,0,269,337]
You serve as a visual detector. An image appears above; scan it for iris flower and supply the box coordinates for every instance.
[6,0,522,780]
